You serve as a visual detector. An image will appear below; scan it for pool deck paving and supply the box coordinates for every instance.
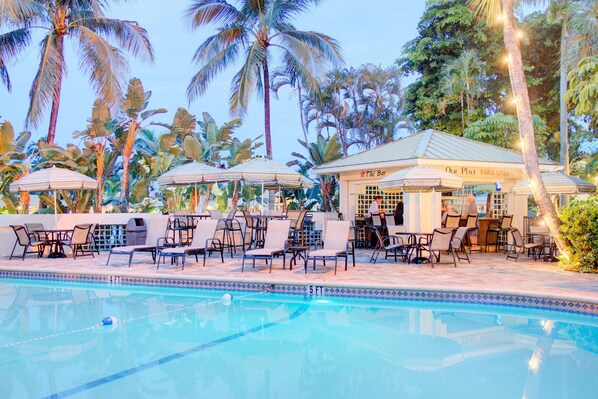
[1,248,598,306]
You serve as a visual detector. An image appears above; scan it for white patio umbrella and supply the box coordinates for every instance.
[219,157,306,210]
[157,161,224,212]
[10,166,98,225]
[511,172,596,195]
[379,166,463,232]
[379,166,464,192]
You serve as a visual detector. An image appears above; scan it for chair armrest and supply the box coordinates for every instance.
[247,240,265,250]
[156,236,175,247]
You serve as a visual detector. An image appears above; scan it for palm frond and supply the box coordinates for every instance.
[81,18,154,63]
[186,0,242,28]
[187,34,241,103]
[467,0,503,25]
[26,33,64,129]
[229,40,266,114]
[0,0,41,23]
[76,25,128,108]
[278,29,344,67]
[0,28,32,91]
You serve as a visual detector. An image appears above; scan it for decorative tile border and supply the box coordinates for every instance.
[1,270,597,316]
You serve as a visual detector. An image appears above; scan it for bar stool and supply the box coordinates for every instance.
[485,214,513,252]
[465,213,480,252]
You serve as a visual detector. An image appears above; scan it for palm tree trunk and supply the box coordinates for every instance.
[501,0,568,255]
[203,184,212,211]
[47,35,65,144]
[120,120,138,212]
[559,25,570,175]
[263,61,272,159]
[460,93,465,131]
[96,145,105,213]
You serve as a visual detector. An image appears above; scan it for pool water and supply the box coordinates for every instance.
[0,279,597,399]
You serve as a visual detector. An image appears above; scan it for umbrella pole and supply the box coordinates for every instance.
[261,181,264,213]
[54,190,58,227]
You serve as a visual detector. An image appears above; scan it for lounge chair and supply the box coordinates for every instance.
[9,225,46,260]
[304,221,351,275]
[242,220,292,273]
[61,224,95,259]
[157,220,223,270]
[106,218,171,267]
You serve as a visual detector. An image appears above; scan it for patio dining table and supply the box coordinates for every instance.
[527,232,557,262]
[34,228,73,258]
[394,232,434,264]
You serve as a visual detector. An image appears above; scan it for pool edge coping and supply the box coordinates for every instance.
[1,268,597,316]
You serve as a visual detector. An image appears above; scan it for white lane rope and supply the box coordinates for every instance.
[0,289,272,350]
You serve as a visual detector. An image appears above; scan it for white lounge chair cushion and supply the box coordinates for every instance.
[161,246,204,255]
[308,249,346,257]
[110,244,155,253]
[245,248,282,256]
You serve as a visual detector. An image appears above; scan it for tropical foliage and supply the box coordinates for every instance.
[0,120,31,213]
[559,195,598,272]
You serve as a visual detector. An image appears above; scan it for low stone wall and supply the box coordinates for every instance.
[0,213,170,257]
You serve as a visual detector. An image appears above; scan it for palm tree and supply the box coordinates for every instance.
[73,98,115,212]
[110,78,166,212]
[468,0,568,255]
[185,0,343,158]
[548,0,598,175]
[440,49,486,131]
[3,0,154,143]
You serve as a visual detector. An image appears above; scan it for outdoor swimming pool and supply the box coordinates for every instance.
[0,278,597,399]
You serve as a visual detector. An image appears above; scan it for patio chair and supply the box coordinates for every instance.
[304,221,351,275]
[369,226,409,263]
[290,210,308,242]
[61,224,95,259]
[420,228,456,268]
[223,210,245,255]
[451,227,470,263]
[106,218,172,267]
[444,213,461,229]
[506,228,544,262]
[157,220,223,270]
[242,220,292,273]
[25,223,47,242]
[465,213,480,251]
[9,225,46,260]
[208,209,223,220]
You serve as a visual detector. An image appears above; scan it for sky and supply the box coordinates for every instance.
[2,0,427,163]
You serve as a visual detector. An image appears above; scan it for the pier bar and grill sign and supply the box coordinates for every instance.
[360,169,387,179]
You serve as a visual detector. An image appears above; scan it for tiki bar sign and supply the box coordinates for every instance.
[445,166,511,178]
[360,169,387,178]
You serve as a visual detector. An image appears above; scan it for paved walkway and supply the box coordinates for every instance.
[1,249,598,304]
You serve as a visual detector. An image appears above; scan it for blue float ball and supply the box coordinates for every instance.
[101,316,118,326]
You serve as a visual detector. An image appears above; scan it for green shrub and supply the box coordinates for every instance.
[559,196,598,272]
